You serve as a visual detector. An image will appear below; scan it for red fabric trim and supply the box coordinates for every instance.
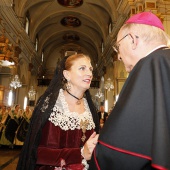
[152,164,168,170]
[98,140,168,170]
[98,140,151,160]
[93,148,100,170]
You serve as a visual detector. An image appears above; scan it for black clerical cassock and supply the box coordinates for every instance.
[90,47,170,170]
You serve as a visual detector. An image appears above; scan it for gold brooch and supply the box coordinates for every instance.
[80,119,89,142]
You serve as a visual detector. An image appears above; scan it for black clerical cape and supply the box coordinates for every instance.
[90,48,170,170]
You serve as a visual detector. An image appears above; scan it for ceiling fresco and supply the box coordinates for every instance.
[57,0,83,8]
[60,16,81,27]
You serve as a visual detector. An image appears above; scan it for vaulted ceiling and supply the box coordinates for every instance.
[1,0,170,79]
[12,0,118,77]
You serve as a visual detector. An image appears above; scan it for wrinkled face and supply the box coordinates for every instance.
[64,57,93,91]
[116,31,136,73]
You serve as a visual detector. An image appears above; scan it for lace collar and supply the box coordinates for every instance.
[49,89,95,131]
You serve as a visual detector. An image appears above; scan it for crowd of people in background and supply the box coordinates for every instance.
[0,102,111,150]
[0,105,32,148]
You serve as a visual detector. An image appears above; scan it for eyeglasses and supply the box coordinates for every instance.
[113,34,139,53]
[112,34,129,53]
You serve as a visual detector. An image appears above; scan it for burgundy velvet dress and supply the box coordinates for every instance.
[35,89,95,170]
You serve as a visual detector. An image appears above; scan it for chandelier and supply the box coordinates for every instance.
[104,78,114,91]
[95,89,104,98]
[28,86,36,98]
[10,75,22,89]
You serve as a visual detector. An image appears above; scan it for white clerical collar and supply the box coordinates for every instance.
[145,45,167,57]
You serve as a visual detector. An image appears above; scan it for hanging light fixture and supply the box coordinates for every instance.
[104,78,114,91]
[95,89,104,98]
[10,75,22,89]
[28,86,36,98]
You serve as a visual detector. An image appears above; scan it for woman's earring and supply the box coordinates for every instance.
[66,80,71,90]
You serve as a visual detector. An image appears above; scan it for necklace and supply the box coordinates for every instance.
[66,89,83,105]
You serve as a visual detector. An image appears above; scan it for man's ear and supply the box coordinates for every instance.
[63,70,70,80]
[130,33,138,50]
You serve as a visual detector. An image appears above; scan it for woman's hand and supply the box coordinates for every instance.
[82,132,99,160]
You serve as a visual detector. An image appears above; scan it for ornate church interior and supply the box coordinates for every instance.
[0,0,170,169]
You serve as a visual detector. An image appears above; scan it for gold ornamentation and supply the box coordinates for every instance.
[66,81,71,90]
[80,119,89,142]
[0,29,21,66]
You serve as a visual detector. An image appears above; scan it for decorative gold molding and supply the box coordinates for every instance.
[0,30,21,66]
